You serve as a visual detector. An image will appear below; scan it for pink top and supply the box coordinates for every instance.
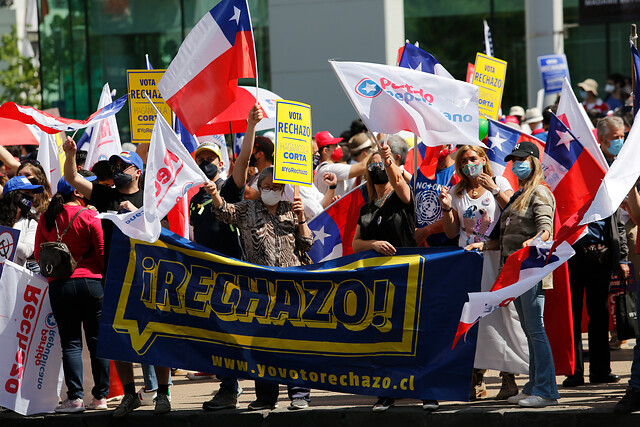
[35,205,105,281]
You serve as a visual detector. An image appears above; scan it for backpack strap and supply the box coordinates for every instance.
[55,208,89,243]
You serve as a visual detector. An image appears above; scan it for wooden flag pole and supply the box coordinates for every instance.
[412,134,418,195]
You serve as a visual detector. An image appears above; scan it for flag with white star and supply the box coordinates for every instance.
[485,118,545,190]
[398,43,454,79]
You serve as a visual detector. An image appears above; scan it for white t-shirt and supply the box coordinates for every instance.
[283,183,325,221]
[451,175,512,247]
[314,161,355,196]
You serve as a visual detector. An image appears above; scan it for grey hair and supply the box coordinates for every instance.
[387,135,409,165]
[596,116,624,139]
[257,166,275,189]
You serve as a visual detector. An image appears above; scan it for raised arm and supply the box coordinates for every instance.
[232,104,263,189]
[380,142,411,204]
[0,145,20,173]
[62,136,93,199]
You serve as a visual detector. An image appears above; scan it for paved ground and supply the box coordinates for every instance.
[1,336,639,426]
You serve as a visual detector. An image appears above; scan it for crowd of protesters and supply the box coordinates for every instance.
[0,74,639,416]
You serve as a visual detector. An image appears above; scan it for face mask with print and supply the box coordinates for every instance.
[462,162,483,178]
[511,160,532,180]
[608,138,624,156]
[18,193,34,216]
[261,189,283,206]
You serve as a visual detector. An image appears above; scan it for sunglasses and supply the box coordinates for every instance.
[367,161,384,171]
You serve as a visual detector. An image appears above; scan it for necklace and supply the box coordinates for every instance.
[471,189,478,197]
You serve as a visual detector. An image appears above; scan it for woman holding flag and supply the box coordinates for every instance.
[352,140,438,412]
[439,145,527,401]
[466,141,560,408]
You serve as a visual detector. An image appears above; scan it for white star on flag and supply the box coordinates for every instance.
[363,82,377,95]
[313,225,332,246]
[488,131,507,152]
[230,6,241,24]
[410,61,423,72]
[555,129,574,151]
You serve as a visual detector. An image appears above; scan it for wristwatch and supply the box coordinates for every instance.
[491,187,500,196]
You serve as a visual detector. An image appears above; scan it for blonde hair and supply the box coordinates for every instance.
[511,156,545,212]
[453,145,493,197]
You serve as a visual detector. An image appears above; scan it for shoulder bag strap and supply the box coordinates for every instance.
[56,208,89,243]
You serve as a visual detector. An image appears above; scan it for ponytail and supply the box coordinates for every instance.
[43,193,71,231]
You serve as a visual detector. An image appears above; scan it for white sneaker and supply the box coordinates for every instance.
[518,395,558,407]
[507,392,530,404]
[55,398,85,413]
[138,387,157,406]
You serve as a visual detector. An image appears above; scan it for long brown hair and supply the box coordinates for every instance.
[510,156,546,212]
[453,145,493,197]
[364,151,384,205]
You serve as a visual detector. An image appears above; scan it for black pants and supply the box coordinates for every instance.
[254,380,310,404]
[568,247,613,379]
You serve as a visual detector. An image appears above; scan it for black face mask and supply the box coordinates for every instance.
[199,161,218,180]
[369,166,389,184]
[249,154,257,167]
[18,193,34,216]
[313,152,320,169]
[112,170,133,188]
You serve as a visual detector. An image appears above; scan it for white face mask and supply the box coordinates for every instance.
[261,189,282,206]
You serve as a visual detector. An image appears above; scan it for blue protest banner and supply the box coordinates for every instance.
[98,228,482,401]
[538,54,570,94]
[0,225,21,278]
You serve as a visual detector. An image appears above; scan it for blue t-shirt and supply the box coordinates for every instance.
[410,164,458,246]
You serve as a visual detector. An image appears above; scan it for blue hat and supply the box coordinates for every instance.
[109,150,144,171]
[57,175,97,196]
[3,176,44,194]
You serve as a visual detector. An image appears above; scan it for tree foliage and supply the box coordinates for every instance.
[0,26,40,107]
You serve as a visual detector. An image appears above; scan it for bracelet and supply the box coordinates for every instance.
[299,219,307,225]
[384,160,392,167]
[442,207,452,212]
[329,184,337,190]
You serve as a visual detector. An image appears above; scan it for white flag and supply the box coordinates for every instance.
[557,78,609,172]
[0,261,63,415]
[580,111,640,224]
[84,83,122,170]
[36,131,63,194]
[98,102,208,243]
[330,60,480,147]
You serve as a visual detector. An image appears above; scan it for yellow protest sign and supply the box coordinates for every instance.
[273,100,312,187]
[126,70,172,143]
[472,53,507,119]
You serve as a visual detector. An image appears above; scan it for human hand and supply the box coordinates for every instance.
[322,172,337,187]
[63,136,77,154]
[478,172,497,191]
[203,181,218,197]
[439,186,452,210]
[248,103,263,125]
[465,242,484,251]
[372,240,396,256]
[292,196,305,221]
[118,201,136,213]
[331,195,340,203]
[619,263,630,280]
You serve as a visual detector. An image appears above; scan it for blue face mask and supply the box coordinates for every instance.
[607,138,624,156]
[511,160,532,180]
[579,89,588,100]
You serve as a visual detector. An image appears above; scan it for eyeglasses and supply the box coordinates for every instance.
[112,162,135,172]
[260,185,284,192]
[367,161,384,171]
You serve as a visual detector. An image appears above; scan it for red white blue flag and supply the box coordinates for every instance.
[398,43,454,79]
[307,184,366,263]
[158,0,257,134]
[0,95,128,134]
[485,119,545,190]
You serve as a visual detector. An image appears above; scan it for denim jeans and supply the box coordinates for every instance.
[629,291,640,390]
[513,282,560,399]
[141,364,172,390]
[48,277,110,400]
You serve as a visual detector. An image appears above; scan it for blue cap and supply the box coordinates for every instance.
[57,175,97,196]
[109,150,144,171]
[3,176,44,194]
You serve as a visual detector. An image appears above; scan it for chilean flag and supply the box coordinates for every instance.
[403,140,440,180]
[398,43,454,79]
[307,184,366,263]
[485,119,545,190]
[158,0,256,134]
[0,95,128,134]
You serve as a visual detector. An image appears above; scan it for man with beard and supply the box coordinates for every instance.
[243,135,274,199]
